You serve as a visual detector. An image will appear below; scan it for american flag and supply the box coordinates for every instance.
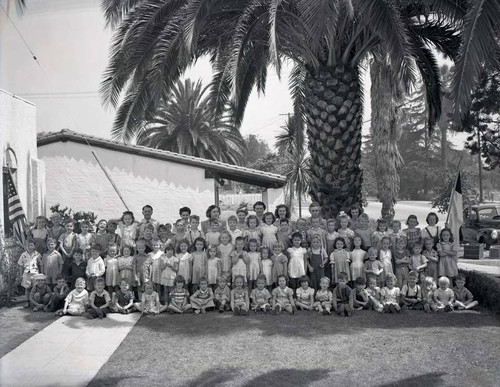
[7,171,28,246]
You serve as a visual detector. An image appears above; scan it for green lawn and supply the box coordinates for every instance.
[90,310,500,386]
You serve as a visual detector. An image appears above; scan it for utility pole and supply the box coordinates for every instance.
[477,128,483,203]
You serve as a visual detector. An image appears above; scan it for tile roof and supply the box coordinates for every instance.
[37,130,286,189]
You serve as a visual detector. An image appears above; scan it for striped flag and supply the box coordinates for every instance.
[6,171,28,246]
[447,172,463,249]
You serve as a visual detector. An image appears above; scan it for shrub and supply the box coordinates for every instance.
[49,203,98,233]
[0,231,23,306]
[458,269,500,313]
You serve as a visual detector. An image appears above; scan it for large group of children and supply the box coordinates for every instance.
[18,202,478,319]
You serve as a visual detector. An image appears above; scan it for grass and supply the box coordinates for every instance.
[90,310,500,386]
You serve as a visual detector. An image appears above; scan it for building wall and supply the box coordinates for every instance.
[0,90,45,225]
[38,141,216,224]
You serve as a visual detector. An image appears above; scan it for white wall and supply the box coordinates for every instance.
[38,141,216,224]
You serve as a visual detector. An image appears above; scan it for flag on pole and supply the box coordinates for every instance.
[6,170,28,246]
[447,172,463,249]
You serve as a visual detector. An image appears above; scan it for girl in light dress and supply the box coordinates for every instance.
[58,277,89,316]
[337,215,355,250]
[191,277,215,314]
[176,240,193,288]
[206,245,222,290]
[104,244,120,294]
[295,275,315,311]
[325,219,339,257]
[403,215,422,248]
[117,211,138,250]
[350,236,366,284]
[168,275,191,314]
[271,243,288,287]
[422,212,441,247]
[146,238,164,295]
[191,237,208,292]
[247,239,262,289]
[260,247,273,292]
[330,237,351,283]
[364,247,384,285]
[218,231,234,283]
[260,212,278,249]
[231,275,249,315]
[29,216,49,254]
[378,236,393,284]
[160,244,178,304]
[433,276,455,312]
[380,273,401,314]
[437,228,458,279]
[76,221,93,260]
[135,281,168,315]
[92,219,110,257]
[117,245,134,283]
[371,219,390,250]
[231,237,250,286]
[272,274,296,314]
[244,215,262,246]
[287,233,308,290]
[18,239,42,306]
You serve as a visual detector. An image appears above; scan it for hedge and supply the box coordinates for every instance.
[458,269,500,313]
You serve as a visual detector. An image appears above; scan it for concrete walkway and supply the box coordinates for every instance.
[458,260,500,277]
[0,313,140,386]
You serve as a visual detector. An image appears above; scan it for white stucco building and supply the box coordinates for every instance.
[1,89,45,233]
[37,130,285,224]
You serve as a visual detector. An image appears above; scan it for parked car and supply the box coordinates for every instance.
[460,204,500,249]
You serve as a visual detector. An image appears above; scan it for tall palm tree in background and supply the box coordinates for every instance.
[136,79,246,165]
[100,0,494,218]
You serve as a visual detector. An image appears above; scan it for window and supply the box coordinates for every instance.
[478,207,498,220]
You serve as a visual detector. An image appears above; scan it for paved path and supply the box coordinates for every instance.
[0,313,140,386]
[458,261,500,277]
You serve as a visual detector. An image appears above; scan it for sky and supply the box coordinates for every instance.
[0,0,466,150]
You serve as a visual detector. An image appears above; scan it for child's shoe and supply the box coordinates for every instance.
[322,309,329,315]
[264,304,271,313]
[274,305,282,315]
[346,310,352,317]
[388,304,397,314]
[194,309,201,315]
[445,304,453,312]
[424,304,430,313]
[201,308,206,314]
[234,306,241,315]
[219,307,224,313]
[240,308,248,316]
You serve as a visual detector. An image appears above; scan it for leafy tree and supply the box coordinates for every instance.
[244,135,271,165]
[100,0,463,218]
[136,79,246,165]
[49,204,98,233]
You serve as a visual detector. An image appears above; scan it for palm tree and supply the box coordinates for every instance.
[136,79,246,165]
[100,0,465,218]
[275,114,304,156]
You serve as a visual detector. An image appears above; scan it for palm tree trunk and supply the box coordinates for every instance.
[370,60,403,222]
[304,65,363,219]
[298,191,302,218]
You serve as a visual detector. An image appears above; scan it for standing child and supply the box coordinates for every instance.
[422,237,439,282]
[403,215,422,248]
[393,237,410,289]
[136,281,168,315]
[59,219,77,275]
[191,277,215,314]
[56,277,89,316]
[29,274,52,311]
[380,273,401,314]
[422,212,441,247]
[133,239,149,299]
[306,217,327,249]
[332,272,353,317]
[49,274,69,313]
[145,239,164,295]
[371,219,390,250]
[218,231,233,282]
[277,219,291,249]
[160,244,179,304]
[287,233,308,290]
[352,277,370,310]
[172,220,186,249]
[69,249,87,288]
[42,238,63,288]
[29,216,49,254]
[247,239,262,289]
[348,205,363,231]
[272,274,295,314]
[205,220,221,246]
[292,218,309,248]
[437,228,458,280]
[118,245,135,283]
[226,215,243,245]
[337,215,355,250]
[354,213,372,250]
[117,211,138,250]
[185,215,203,246]
[236,207,248,231]
[191,237,208,292]
[176,240,193,289]
[18,239,42,307]
[158,225,173,251]
[214,276,231,312]
[314,277,333,315]
[453,274,479,310]
[260,212,278,249]
[83,277,111,319]
[350,236,366,284]
[389,220,406,248]
[409,243,428,282]
[244,215,262,246]
[330,237,351,284]
[104,244,120,294]
[107,220,122,248]
[92,220,110,257]
[167,275,191,314]
[231,237,250,287]
[271,243,288,287]
[325,219,339,257]
[48,213,65,245]
[434,276,455,312]
[110,278,135,314]
[142,224,155,253]
[307,235,328,291]
[295,275,315,311]
[363,247,384,285]
[399,270,422,310]
[250,275,272,313]
[307,202,326,229]
[231,275,249,315]
[86,244,105,292]
[378,237,393,285]
[76,221,93,260]
[260,247,273,292]
[206,245,222,290]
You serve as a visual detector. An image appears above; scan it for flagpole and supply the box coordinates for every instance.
[445,153,464,227]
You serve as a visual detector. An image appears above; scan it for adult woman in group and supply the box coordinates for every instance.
[200,205,227,235]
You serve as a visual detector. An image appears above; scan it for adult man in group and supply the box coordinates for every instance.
[138,204,160,237]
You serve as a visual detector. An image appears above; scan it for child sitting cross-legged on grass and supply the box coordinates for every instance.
[56,277,89,317]
[314,277,333,315]
[295,275,315,311]
[29,274,52,312]
[167,275,191,314]
[191,277,215,314]
[83,277,111,319]
[110,278,136,314]
[272,274,296,315]
[352,277,371,310]
[231,275,249,316]
[250,275,272,313]
[434,276,455,312]
[399,270,422,310]
[366,276,383,313]
[380,273,402,314]
[49,274,69,312]
[453,274,479,310]
[214,276,231,313]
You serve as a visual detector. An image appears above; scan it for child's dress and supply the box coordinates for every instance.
[378,249,393,284]
[205,231,221,246]
[42,250,63,284]
[271,253,288,284]
[231,250,249,279]
[117,222,138,249]
[247,252,261,281]
[232,288,248,308]
[244,228,262,245]
[260,224,278,249]
[191,251,207,285]
[133,253,149,286]
[404,227,422,247]
[117,255,134,282]
[148,251,164,285]
[86,257,105,278]
[207,257,221,285]
[227,229,243,245]
[104,256,120,287]
[333,285,352,306]
[389,230,407,248]
[296,286,315,307]
[287,246,307,279]
[423,249,439,281]
[250,288,271,309]
[170,288,189,307]
[176,252,192,284]
[315,289,333,307]
[161,255,179,287]
[380,286,400,306]
[92,231,110,256]
[371,231,390,250]
[434,287,455,309]
[272,286,293,307]
[30,228,48,254]
[65,289,89,315]
[364,259,384,284]
[261,259,273,286]
[142,291,160,313]
[218,243,233,277]
[18,251,41,289]
[350,248,366,282]
[437,242,458,277]
[331,249,351,282]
